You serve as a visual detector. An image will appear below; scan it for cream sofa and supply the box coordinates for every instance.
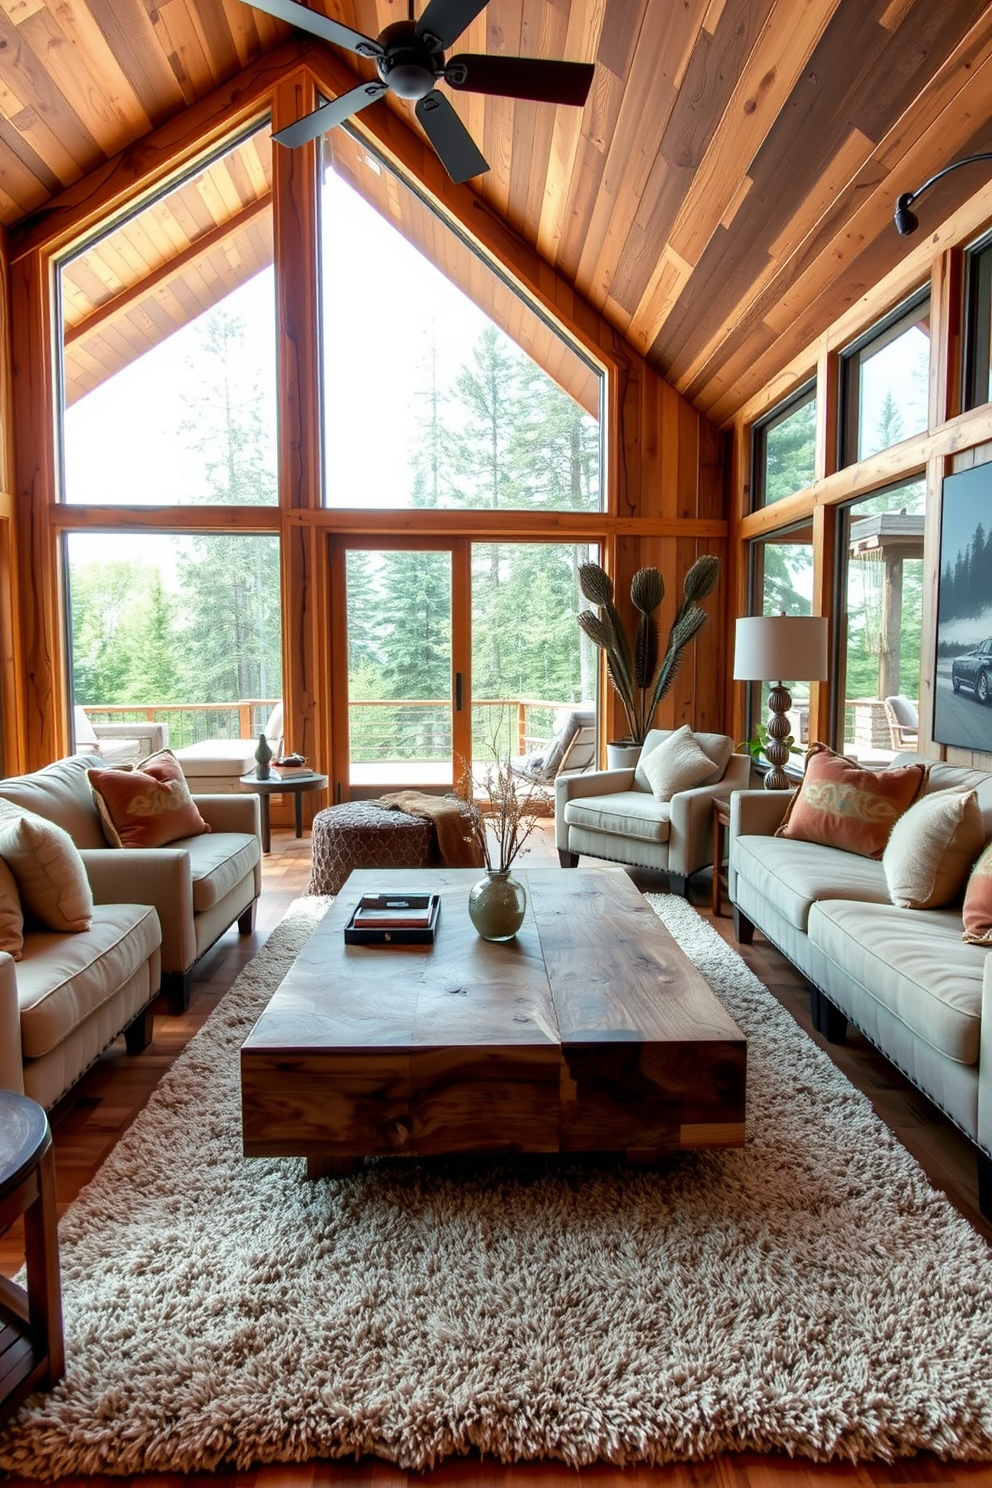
[0,755,262,1010]
[0,898,161,1111]
[728,757,992,1217]
[556,728,750,894]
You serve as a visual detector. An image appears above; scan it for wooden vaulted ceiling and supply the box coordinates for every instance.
[7,0,992,424]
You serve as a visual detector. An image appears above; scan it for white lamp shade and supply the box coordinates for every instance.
[733,615,829,683]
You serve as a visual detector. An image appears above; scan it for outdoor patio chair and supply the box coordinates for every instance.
[883,694,919,749]
[173,702,284,794]
[510,706,596,786]
[73,707,169,766]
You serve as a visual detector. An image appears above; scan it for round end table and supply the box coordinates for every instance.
[239,771,329,854]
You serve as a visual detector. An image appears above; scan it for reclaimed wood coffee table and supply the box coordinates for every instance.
[240,868,746,1176]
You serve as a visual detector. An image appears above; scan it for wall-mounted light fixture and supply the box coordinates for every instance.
[894,152,992,236]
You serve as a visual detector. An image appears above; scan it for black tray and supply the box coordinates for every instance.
[344,892,441,946]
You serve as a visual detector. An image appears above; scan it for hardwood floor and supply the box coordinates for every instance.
[2,823,991,1487]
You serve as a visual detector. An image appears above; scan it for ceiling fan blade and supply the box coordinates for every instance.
[446,54,594,107]
[416,0,489,50]
[415,90,488,183]
[272,80,388,149]
[243,0,383,57]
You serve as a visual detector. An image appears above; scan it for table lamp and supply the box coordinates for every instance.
[733,615,829,789]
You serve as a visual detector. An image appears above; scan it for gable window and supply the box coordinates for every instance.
[319,130,602,513]
[751,384,816,508]
[57,128,276,509]
[840,293,930,466]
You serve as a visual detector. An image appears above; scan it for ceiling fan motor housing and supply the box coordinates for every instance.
[376,21,444,100]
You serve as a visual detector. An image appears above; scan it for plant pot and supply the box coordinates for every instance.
[606,741,642,770]
[467,869,527,942]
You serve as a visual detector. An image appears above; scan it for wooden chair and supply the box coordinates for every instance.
[883,695,919,749]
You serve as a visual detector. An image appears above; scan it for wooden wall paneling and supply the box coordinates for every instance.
[814,344,839,483]
[920,452,947,760]
[930,246,963,430]
[809,501,837,749]
[534,0,607,267]
[11,248,65,768]
[0,225,22,770]
[272,68,326,791]
[511,3,564,244]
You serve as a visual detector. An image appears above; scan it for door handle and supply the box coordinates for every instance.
[455,672,464,711]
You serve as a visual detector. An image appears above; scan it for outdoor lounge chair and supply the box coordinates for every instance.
[510,706,596,786]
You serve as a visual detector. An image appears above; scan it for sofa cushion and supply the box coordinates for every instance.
[882,789,986,909]
[563,792,671,844]
[16,902,160,1060]
[807,899,987,1066]
[0,754,106,850]
[963,841,992,945]
[89,750,210,849]
[0,856,23,959]
[0,805,93,932]
[183,832,261,912]
[634,729,730,793]
[732,833,889,932]
[776,743,927,858]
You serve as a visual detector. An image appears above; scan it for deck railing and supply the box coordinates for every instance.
[80,697,577,760]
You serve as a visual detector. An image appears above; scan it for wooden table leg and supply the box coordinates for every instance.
[294,791,304,838]
[259,794,271,854]
[22,1142,64,1387]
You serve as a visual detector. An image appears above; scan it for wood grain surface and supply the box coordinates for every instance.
[240,868,747,1163]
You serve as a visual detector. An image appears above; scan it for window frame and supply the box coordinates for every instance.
[838,288,931,468]
[750,379,817,512]
[962,226,992,412]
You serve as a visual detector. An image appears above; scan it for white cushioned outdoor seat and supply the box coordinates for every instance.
[808,899,988,1066]
[16,902,161,1060]
[563,791,672,842]
[732,834,890,933]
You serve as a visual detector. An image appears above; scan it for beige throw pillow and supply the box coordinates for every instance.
[0,855,24,959]
[638,725,717,803]
[882,788,985,910]
[0,802,93,932]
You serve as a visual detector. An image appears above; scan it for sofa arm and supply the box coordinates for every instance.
[730,788,794,839]
[0,953,24,1094]
[79,848,196,977]
[979,953,992,1158]
[667,777,744,879]
[194,794,261,837]
[555,767,635,850]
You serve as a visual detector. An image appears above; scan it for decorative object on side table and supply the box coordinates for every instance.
[733,614,829,789]
[459,755,545,941]
[254,731,273,780]
[576,556,721,755]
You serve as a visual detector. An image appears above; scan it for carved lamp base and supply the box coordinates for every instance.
[763,683,794,790]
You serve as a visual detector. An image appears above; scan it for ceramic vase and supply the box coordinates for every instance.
[467,868,527,942]
[254,731,273,780]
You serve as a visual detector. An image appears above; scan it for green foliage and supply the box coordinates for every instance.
[738,722,799,763]
[763,399,815,505]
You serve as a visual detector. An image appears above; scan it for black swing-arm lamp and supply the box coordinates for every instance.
[894,152,992,235]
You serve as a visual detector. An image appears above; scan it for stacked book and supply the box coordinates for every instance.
[344,892,441,945]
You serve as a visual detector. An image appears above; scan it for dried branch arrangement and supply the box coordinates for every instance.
[458,755,548,872]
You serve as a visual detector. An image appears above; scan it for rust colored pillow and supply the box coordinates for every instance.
[963,842,992,945]
[89,750,210,849]
[775,743,928,860]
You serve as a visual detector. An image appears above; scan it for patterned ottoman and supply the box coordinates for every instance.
[306,801,434,896]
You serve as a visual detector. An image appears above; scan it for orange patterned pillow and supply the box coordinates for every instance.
[963,842,992,945]
[775,743,928,859]
[89,750,210,849]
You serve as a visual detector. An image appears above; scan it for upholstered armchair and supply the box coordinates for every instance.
[555,727,750,895]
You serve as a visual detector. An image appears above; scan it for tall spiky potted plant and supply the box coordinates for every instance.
[577,556,721,763]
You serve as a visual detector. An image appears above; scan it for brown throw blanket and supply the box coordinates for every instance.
[378,790,485,869]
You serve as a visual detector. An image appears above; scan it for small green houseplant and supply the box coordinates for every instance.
[576,556,721,747]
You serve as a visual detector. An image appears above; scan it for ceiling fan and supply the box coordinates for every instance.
[243,0,595,183]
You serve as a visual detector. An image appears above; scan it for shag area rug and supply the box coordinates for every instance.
[3,894,992,1479]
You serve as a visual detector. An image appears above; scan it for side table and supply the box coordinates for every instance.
[239,771,329,854]
[0,1090,64,1424]
[711,795,732,918]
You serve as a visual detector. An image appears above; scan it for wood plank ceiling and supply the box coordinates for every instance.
[6,0,992,424]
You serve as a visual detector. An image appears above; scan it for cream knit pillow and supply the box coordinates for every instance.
[882,788,985,910]
[638,725,717,803]
[0,802,93,932]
